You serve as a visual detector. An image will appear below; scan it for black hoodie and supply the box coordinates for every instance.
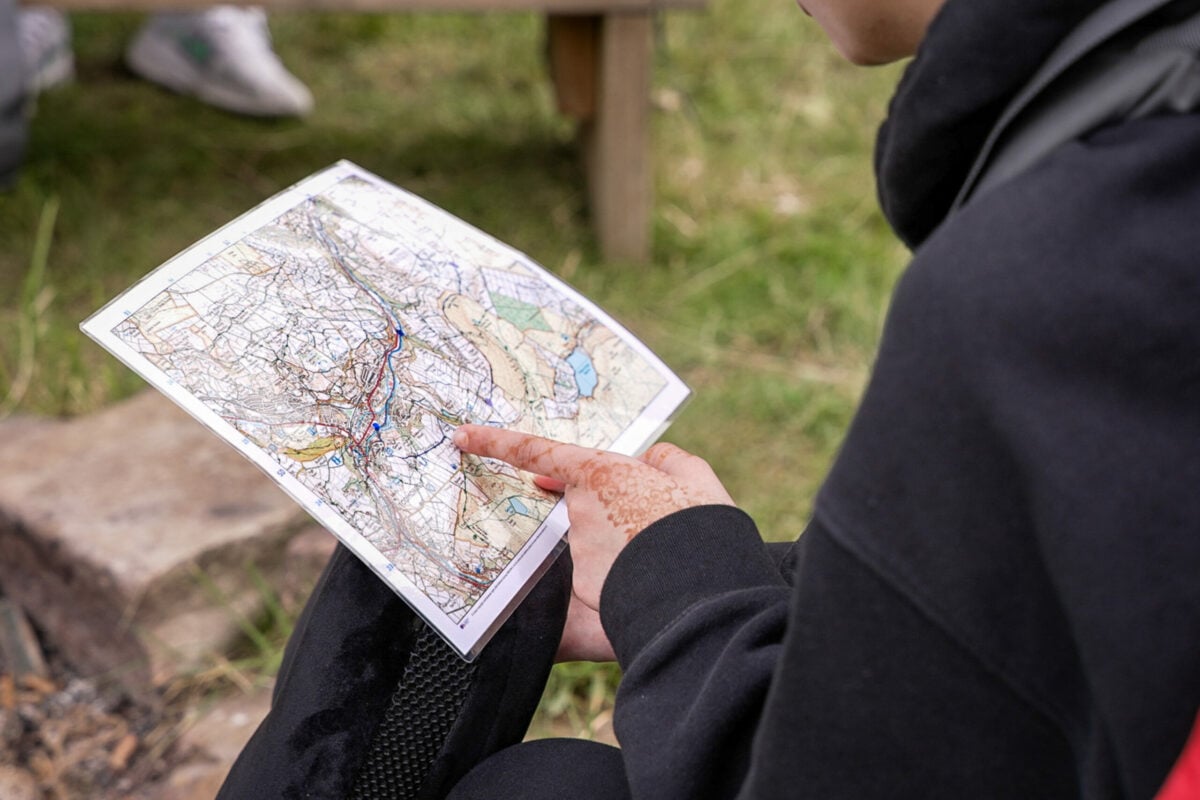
[600,1,1200,797]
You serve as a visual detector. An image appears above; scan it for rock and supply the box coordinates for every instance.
[0,764,39,800]
[156,762,230,800]
[0,599,47,678]
[0,707,22,748]
[0,391,333,702]
[138,688,273,800]
[178,687,272,765]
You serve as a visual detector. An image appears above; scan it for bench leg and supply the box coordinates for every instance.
[548,13,653,262]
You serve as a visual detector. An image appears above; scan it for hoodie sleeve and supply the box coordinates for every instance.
[597,501,1080,800]
[599,505,793,799]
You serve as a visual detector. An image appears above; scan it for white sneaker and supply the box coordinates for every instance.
[18,7,75,95]
[125,6,314,117]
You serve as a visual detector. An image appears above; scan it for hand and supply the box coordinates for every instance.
[453,425,736,614]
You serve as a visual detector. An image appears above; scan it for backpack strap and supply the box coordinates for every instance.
[953,0,1200,211]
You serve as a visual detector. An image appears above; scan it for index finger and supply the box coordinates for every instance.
[453,424,617,485]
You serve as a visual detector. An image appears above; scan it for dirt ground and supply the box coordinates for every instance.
[0,664,191,799]
[0,600,261,800]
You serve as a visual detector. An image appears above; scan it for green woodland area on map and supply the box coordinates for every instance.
[492,292,553,331]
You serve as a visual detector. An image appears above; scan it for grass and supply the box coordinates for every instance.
[0,0,908,738]
[0,196,58,416]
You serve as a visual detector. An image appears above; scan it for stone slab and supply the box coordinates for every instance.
[134,686,273,800]
[0,599,48,678]
[0,391,332,700]
[179,687,273,765]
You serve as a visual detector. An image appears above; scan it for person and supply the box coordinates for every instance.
[1,0,26,187]
[220,0,1200,797]
[17,3,312,117]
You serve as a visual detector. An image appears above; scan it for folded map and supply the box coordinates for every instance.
[81,161,689,659]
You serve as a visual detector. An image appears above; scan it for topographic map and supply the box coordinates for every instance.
[82,162,689,657]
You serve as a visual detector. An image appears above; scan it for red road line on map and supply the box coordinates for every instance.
[353,326,403,450]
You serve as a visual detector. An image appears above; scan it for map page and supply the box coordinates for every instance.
[81,161,690,659]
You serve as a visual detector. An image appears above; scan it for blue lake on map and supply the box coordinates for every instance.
[566,347,598,397]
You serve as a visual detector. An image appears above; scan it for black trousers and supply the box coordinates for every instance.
[449,739,631,800]
[0,0,29,187]
[219,544,593,799]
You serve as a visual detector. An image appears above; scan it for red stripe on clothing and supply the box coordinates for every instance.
[1158,712,1200,800]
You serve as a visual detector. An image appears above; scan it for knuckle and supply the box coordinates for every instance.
[643,442,673,460]
[645,441,691,467]
[513,436,543,468]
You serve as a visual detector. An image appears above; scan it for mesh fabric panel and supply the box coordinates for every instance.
[350,626,478,800]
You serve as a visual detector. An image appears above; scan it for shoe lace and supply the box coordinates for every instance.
[202,5,273,48]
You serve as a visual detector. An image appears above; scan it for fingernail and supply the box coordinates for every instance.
[452,428,469,449]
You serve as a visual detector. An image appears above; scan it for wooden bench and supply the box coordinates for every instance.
[39,0,707,260]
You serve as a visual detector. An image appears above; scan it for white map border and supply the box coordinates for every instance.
[81,160,690,659]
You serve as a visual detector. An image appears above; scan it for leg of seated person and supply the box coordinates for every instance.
[218,544,571,798]
[1,0,29,188]
[448,739,631,800]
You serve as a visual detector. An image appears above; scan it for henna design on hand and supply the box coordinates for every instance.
[583,460,692,540]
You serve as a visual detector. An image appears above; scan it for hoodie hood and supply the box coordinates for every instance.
[874,0,1106,248]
